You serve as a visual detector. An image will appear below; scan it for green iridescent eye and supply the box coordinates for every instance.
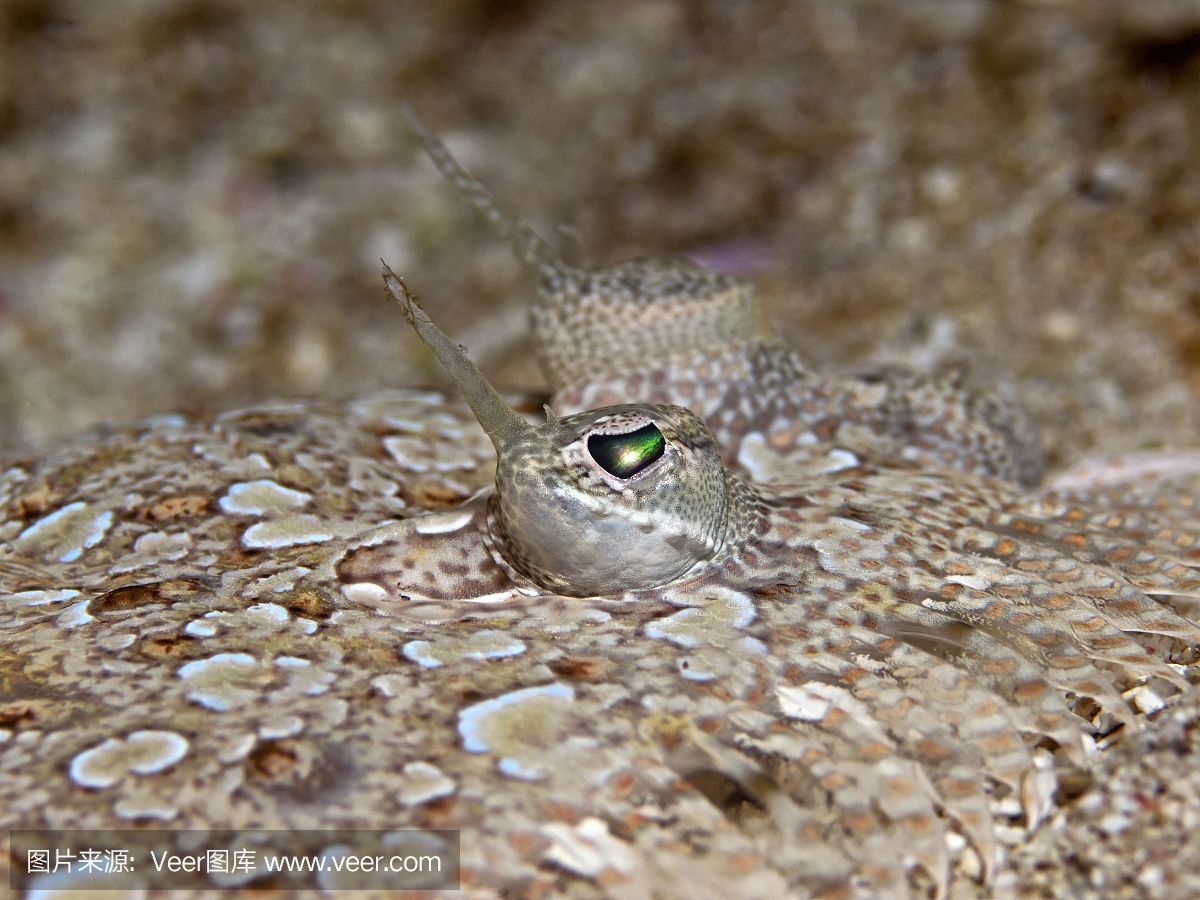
[587,423,666,479]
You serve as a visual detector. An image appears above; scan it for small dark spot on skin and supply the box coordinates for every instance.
[138,636,193,660]
[0,702,37,729]
[408,481,472,508]
[13,483,58,518]
[682,768,766,823]
[248,739,300,780]
[548,657,610,680]
[410,795,459,829]
[278,588,335,620]
[1121,28,1200,77]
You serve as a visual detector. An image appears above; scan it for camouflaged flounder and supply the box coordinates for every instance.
[1,117,1199,900]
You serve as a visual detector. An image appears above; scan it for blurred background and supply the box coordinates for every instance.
[0,0,1197,468]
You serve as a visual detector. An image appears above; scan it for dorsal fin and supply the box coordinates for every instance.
[402,103,578,289]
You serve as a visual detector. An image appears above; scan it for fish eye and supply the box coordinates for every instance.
[586,423,666,480]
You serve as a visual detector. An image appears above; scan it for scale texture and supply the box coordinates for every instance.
[3,127,1200,898]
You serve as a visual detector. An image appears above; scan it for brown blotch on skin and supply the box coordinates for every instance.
[1043,593,1073,610]
[219,410,304,437]
[548,656,611,681]
[0,702,38,729]
[406,480,473,508]
[138,636,193,660]
[277,587,336,620]
[89,579,208,615]
[248,739,301,780]
[411,794,460,829]
[141,494,211,521]
[14,483,59,518]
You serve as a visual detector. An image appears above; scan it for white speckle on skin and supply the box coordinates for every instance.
[68,730,190,788]
[258,716,304,740]
[457,682,576,780]
[349,391,448,428]
[647,587,757,648]
[56,600,94,629]
[403,630,526,669]
[219,480,312,516]
[395,761,456,806]
[244,567,311,595]
[15,502,114,563]
[178,652,257,679]
[820,448,860,473]
[830,516,873,533]
[276,658,334,696]
[131,530,192,558]
[246,602,291,626]
[959,847,984,882]
[1024,749,1059,829]
[184,619,218,638]
[402,642,443,669]
[246,452,272,472]
[371,673,408,698]
[1125,684,1165,715]
[776,683,832,722]
[218,733,258,764]
[177,653,262,711]
[97,633,136,651]
[114,793,179,821]
[342,582,388,604]
[383,434,483,473]
[677,657,716,682]
[412,509,474,534]
[946,573,992,592]
[740,636,768,654]
[457,589,522,605]
[735,432,771,481]
[5,588,80,606]
[242,516,335,549]
[541,816,637,879]
[778,682,892,745]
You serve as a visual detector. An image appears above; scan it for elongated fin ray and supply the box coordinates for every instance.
[402,103,575,285]
[382,264,533,452]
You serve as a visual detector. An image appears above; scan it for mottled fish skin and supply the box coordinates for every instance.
[405,106,1044,488]
[0,119,1197,899]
